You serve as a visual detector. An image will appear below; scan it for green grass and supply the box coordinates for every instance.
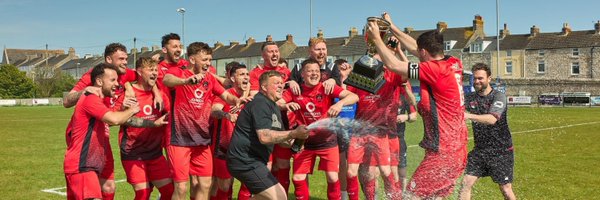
[0,106,599,199]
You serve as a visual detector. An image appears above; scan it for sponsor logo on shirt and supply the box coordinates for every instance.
[272,113,282,129]
[143,105,153,116]
[190,88,206,106]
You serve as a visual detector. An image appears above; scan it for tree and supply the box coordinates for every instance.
[33,65,76,97]
[0,64,35,98]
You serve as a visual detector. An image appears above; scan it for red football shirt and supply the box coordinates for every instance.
[212,88,245,154]
[249,64,291,91]
[115,86,171,160]
[72,67,137,107]
[158,59,189,93]
[64,93,111,174]
[416,56,468,152]
[283,83,344,150]
[349,69,405,134]
[167,67,225,146]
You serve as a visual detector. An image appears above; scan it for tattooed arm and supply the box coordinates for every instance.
[256,125,309,145]
[124,114,168,128]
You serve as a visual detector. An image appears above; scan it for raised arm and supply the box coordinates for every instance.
[367,21,409,80]
[383,12,419,56]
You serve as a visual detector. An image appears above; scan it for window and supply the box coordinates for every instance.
[444,40,457,51]
[537,60,545,73]
[538,49,545,56]
[470,43,483,53]
[506,61,513,74]
[506,50,512,57]
[571,62,580,75]
[572,48,579,56]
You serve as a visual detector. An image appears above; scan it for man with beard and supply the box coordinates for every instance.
[460,63,516,200]
[366,12,468,199]
[281,58,358,200]
[289,37,341,95]
[62,43,163,199]
[63,63,140,200]
[157,33,189,93]
[209,62,251,200]
[114,57,174,200]
[163,42,244,200]
[227,70,309,200]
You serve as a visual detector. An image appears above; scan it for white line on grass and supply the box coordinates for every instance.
[406,121,600,148]
[41,179,126,196]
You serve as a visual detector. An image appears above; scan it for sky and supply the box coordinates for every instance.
[1,0,599,56]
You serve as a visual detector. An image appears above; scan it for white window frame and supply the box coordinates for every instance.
[505,61,513,74]
[572,48,579,56]
[537,60,546,73]
[470,43,483,53]
[538,49,545,56]
[571,62,580,75]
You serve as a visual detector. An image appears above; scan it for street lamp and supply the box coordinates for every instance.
[177,7,186,58]
[76,63,80,79]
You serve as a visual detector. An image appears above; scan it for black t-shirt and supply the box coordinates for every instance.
[465,89,513,154]
[227,92,284,171]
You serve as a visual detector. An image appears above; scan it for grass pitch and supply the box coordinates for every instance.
[0,106,599,199]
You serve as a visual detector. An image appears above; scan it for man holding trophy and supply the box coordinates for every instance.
[344,16,407,200]
[365,12,468,200]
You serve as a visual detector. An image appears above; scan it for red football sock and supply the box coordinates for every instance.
[237,184,251,200]
[384,173,402,199]
[134,188,152,200]
[274,168,291,193]
[157,183,174,200]
[102,192,115,200]
[215,187,232,200]
[363,178,376,200]
[327,180,341,200]
[293,179,309,200]
[346,176,360,200]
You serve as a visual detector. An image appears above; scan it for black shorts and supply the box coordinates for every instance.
[465,150,514,185]
[398,131,407,168]
[229,165,278,194]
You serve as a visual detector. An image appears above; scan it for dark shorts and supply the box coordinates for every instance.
[396,131,408,168]
[229,165,278,194]
[466,150,514,185]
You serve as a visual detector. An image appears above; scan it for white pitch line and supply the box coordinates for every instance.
[407,121,600,148]
[41,179,127,196]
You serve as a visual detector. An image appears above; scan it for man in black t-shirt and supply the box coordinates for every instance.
[459,63,516,200]
[227,70,309,199]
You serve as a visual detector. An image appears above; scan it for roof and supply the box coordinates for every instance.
[61,56,103,71]
[485,34,531,51]
[2,48,64,65]
[213,40,293,59]
[526,30,600,50]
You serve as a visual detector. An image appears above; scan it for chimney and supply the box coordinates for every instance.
[404,27,414,34]
[286,34,294,43]
[152,45,160,51]
[68,47,76,57]
[437,22,448,32]
[214,41,224,49]
[141,46,149,53]
[230,41,240,46]
[349,27,358,37]
[472,15,484,31]
[317,29,324,38]
[500,23,510,38]
[266,35,273,42]
[595,20,600,34]
[561,23,572,36]
[246,37,255,46]
[530,25,540,37]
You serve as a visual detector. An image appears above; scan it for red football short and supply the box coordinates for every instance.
[407,148,467,198]
[293,146,340,174]
[167,145,213,182]
[388,136,400,166]
[347,134,390,166]
[272,144,293,160]
[213,157,231,179]
[122,156,172,184]
[65,171,102,200]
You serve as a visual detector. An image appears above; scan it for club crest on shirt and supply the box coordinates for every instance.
[316,94,323,102]
[271,113,282,129]
[202,81,209,88]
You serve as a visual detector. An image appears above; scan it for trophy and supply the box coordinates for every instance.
[343,17,390,94]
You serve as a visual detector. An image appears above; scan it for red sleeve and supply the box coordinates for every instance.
[166,67,184,78]
[122,68,137,82]
[71,70,92,92]
[417,61,439,85]
[82,95,111,120]
[282,89,293,102]
[209,74,226,96]
[331,85,344,98]
[249,68,261,91]
[390,71,405,87]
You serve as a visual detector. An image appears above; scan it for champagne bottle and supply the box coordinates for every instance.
[291,138,305,153]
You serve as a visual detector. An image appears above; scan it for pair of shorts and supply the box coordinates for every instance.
[293,147,340,174]
[65,171,102,200]
[388,136,400,166]
[272,144,292,160]
[167,145,213,182]
[347,134,390,166]
[465,150,514,185]
[407,148,467,198]
[229,165,278,195]
[213,157,231,179]
[122,156,172,184]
